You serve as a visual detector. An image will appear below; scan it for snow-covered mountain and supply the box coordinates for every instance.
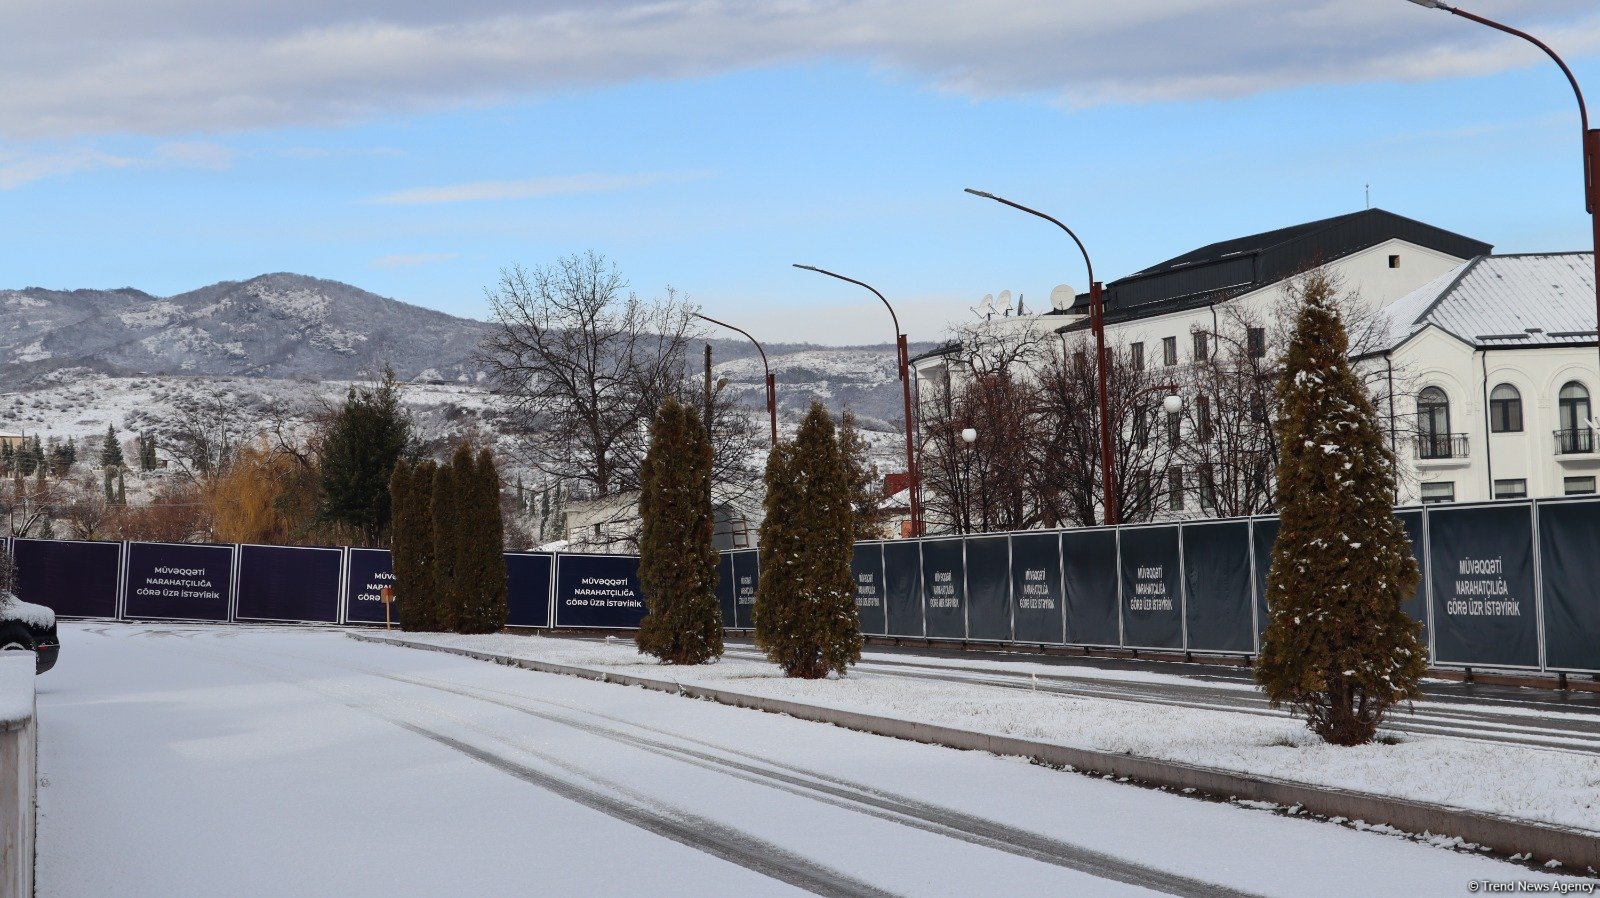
[0,273,490,388]
[0,273,935,445]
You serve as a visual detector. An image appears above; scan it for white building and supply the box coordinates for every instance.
[1371,252,1598,504]
[910,209,1597,516]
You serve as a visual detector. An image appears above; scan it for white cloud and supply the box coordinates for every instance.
[370,252,461,268]
[1,1,1595,139]
[369,171,702,205]
[0,141,235,189]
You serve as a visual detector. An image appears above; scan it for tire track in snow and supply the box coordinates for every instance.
[173,637,902,898]
[218,634,1258,898]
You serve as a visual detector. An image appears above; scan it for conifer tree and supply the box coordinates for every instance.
[636,396,722,664]
[100,425,123,470]
[392,459,441,631]
[754,401,861,678]
[1,443,13,475]
[319,368,413,545]
[429,447,467,633]
[838,410,888,541]
[115,470,126,507]
[455,448,508,633]
[1255,272,1426,746]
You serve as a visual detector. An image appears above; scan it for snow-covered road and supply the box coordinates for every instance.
[32,623,1582,897]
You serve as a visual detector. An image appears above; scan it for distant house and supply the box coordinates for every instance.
[563,490,760,553]
[0,432,26,452]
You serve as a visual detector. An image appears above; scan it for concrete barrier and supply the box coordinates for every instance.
[351,631,1600,872]
[0,655,36,898]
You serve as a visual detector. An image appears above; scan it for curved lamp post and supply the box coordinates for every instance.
[964,187,1120,524]
[792,264,924,536]
[1405,0,1600,398]
[693,312,777,447]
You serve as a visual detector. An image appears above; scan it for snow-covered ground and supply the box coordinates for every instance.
[385,632,1600,837]
[33,622,1585,896]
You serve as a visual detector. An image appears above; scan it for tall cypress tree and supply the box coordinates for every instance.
[1255,273,1426,746]
[457,448,508,634]
[430,451,464,633]
[636,396,722,664]
[392,459,440,631]
[754,401,860,678]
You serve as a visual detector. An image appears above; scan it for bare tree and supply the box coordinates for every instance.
[150,385,251,480]
[479,252,696,501]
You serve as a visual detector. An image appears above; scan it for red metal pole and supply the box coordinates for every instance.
[898,333,924,536]
[1092,281,1116,525]
[765,371,778,447]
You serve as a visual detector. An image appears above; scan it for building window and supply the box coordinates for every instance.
[1162,336,1177,366]
[1557,381,1593,453]
[1129,341,1144,371]
[1196,395,1212,440]
[1199,464,1216,510]
[1493,478,1527,500]
[1420,482,1455,504]
[1192,331,1209,361]
[1248,327,1266,359]
[1489,384,1522,433]
[1417,387,1452,458]
[1133,407,1151,449]
[1166,411,1182,447]
[1168,467,1185,510]
[1388,254,1401,269]
[1564,476,1596,495]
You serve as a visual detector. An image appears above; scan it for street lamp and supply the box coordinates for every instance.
[792,264,924,536]
[1404,0,1600,397]
[961,427,978,444]
[692,312,778,447]
[964,187,1119,524]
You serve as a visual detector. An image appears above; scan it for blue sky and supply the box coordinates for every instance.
[1,0,1597,343]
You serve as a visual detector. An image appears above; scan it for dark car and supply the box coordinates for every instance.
[0,597,59,674]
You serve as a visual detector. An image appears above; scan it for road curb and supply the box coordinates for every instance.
[349,631,1600,872]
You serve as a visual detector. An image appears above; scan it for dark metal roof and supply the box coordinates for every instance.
[1053,209,1492,333]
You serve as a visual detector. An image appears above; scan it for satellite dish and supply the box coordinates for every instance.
[1050,284,1077,312]
[996,290,1013,315]
[976,293,996,317]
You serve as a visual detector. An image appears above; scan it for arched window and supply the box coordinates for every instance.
[1489,384,1522,433]
[1559,382,1592,453]
[1418,387,1451,458]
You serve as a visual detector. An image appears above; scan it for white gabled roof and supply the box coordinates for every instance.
[1378,252,1596,350]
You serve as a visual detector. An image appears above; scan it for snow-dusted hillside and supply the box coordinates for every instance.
[0,273,934,433]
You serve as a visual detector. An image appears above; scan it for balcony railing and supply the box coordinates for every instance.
[1414,433,1469,460]
[1555,428,1595,455]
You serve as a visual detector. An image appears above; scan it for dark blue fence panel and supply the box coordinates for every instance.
[716,553,736,629]
[505,553,554,628]
[1181,521,1253,654]
[1537,498,1600,672]
[554,554,644,629]
[1118,525,1183,650]
[1250,517,1277,640]
[883,540,923,637]
[920,538,966,640]
[1427,503,1539,669]
[851,544,887,636]
[964,535,1011,642]
[1009,533,1063,645]
[234,544,342,624]
[344,548,394,625]
[123,541,234,622]
[730,550,759,629]
[1063,529,1119,646]
[1395,509,1428,639]
[12,539,120,619]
